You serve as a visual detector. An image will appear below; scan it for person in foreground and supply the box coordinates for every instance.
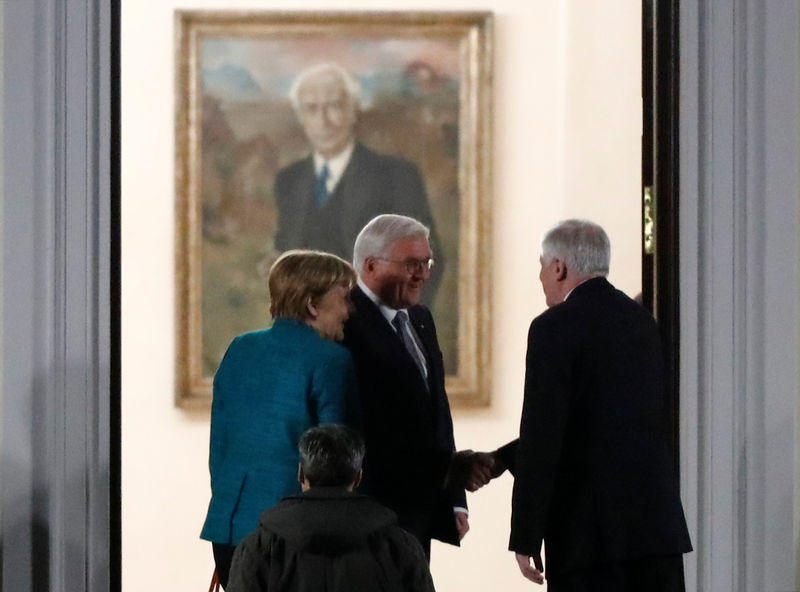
[200,250,361,588]
[226,424,436,592]
[491,219,692,590]
[342,214,492,560]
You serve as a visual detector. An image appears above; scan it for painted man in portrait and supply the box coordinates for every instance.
[273,62,443,299]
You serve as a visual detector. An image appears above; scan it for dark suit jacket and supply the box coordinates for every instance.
[501,277,691,576]
[274,142,443,299]
[342,286,464,548]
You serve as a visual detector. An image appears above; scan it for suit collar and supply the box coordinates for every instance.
[349,287,435,392]
[332,142,370,186]
[356,277,412,327]
[350,286,395,336]
[566,276,612,300]
[351,286,418,338]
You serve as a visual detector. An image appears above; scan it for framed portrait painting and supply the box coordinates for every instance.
[175,10,493,408]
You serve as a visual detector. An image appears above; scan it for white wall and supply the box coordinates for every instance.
[0,0,4,442]
[121,1,641,590]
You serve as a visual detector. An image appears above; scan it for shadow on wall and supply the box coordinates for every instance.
[1,364,111,591]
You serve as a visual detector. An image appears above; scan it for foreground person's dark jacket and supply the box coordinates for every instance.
[226,488,435,592]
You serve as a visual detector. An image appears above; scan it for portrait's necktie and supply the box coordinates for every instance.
[392,310,427,382]
[314,163,330,206]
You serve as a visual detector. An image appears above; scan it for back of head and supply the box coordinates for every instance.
[268,250,356,320]
[541,219,610,278]
[352,214,430,275]
[299,424,365,487]
[258,425,397,557]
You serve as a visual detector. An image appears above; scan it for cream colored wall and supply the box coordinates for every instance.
[0,0,4,442]
[121,1,641,590]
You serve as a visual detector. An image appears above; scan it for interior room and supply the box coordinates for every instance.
[1,1,798,591]
[122,2,640,590]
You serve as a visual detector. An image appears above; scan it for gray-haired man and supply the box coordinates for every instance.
[490,219,692,590]
[342,214,492,561]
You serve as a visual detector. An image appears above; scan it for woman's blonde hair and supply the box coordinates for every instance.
[268,250,356,320]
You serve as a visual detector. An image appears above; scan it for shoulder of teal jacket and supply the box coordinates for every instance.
[219,319,353,376]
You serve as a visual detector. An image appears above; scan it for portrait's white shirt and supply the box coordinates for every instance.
[313,142,355,194]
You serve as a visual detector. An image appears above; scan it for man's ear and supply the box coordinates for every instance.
[298,464,305,486]
[555,259,568,281]
[363,256,377,275]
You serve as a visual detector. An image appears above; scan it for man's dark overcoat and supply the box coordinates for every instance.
[500,277,692,580]
[227,489,434,592]
[342,286,464,550]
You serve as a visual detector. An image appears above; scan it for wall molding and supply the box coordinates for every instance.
[1,1,112,590]
[680,1,799,590]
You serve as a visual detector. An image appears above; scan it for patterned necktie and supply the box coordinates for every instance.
[314,163,330,206]
[392,310,427,381]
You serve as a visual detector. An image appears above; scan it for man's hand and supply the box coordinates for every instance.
[446,450,495,491]
[514,553,544,584]
[455,512,470,540]
[488,449,508,479]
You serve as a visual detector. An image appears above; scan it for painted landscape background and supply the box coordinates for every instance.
[198,36,463,376]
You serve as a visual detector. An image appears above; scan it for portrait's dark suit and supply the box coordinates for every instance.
[274,142,442,298]
[499,277,692,589]
[342,286,464,553]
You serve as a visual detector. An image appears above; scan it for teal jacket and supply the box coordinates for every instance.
[200,319,360,545]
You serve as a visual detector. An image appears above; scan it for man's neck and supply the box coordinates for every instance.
[302,484,356,493]
[357,277,405,327]
[313,142,355,169]
[357,276,381,304]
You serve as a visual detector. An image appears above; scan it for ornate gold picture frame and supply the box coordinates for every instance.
[175,10,493,408]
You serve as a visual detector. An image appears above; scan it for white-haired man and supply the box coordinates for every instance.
[342,214,491,562]
[491,219,692,590]
[274,63,442,298]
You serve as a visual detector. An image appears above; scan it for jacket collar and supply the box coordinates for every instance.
[566,276,612,300]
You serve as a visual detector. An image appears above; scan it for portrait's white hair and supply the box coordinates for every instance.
[288,63,362,112]
[352,214,430,275]
[541,219,610,277]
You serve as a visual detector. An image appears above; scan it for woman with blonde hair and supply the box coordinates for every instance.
[200,250,360,588]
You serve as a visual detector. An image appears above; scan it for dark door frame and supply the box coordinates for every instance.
[642,0,681,470]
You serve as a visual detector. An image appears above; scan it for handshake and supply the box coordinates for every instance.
[445,448,508,492]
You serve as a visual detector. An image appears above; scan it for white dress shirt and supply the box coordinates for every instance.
[313,142,355,195]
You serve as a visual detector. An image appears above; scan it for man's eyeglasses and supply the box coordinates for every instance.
[376,257,435,275]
